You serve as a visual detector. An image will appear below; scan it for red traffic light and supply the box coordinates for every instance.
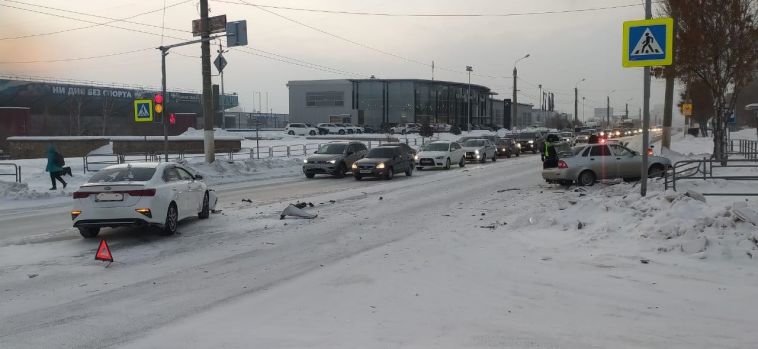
[169,113,176,125]
[154,94,164,104]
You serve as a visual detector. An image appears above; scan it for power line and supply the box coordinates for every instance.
[0,47,153,64]
[0,0,193,40]
[214,0,654,17]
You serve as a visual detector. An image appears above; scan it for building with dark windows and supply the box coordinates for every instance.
[288,79,510,129]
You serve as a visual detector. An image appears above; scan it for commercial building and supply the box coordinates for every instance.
[288,79,509,129]
[0,76,238,137]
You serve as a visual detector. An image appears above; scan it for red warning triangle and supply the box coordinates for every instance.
[95,239,113,262]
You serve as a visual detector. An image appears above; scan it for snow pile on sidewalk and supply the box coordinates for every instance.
[512,181,758,261]
[0,180,68,200]
[179,157,304,184]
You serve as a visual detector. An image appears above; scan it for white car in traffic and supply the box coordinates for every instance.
[462,139,497,163]
[285,123,319,136]
[415,141,466,170]
[390,123,420,134]
[71,163,216,238]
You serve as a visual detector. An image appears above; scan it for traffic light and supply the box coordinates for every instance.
[154,94,164,114]
[169,113,176,125]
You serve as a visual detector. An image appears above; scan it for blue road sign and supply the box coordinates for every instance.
[133,99,154,122]
[622,18,673,67]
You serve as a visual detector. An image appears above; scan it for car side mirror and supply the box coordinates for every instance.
[194,174,203,180]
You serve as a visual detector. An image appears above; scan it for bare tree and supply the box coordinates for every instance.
[661,0,758,162]
[65,95,84,136]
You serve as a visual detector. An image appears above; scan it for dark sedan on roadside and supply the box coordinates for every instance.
[352,146,414,180]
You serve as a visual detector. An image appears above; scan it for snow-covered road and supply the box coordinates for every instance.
[2,143,757,348]
[0,154,540,348]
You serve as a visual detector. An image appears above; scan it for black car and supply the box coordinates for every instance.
[500,138,521,158]
[514,132,541,154]
[352,146,413,180]
[382,142,417,165]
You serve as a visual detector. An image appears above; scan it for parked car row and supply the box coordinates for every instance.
[285,123,367,136]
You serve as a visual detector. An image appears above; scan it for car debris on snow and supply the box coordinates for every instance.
[280,204,318,220]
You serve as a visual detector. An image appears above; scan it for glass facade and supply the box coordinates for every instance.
[353,79,491,128]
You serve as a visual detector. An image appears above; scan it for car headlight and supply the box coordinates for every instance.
[528,140,534,144]
[639,128,643,133]
[328,159,337,164]
[435,156,444,160]
[376,163,385,169]
[600,132,605,136]
[516,143,521,148]
[303,159,309,164]
[414,154,419,160]
[474,149,479,154]
[351,163,358,169]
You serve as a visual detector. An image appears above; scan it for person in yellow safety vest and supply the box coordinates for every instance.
[542,134,560,167]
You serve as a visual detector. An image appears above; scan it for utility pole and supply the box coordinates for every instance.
[538,84,543,110]
[466,66,473,133]
[641,0,652,196]
[431,61,435,81]
[625,102,629,119]
[606,89,616,128]
[200,0,214,163]
[582,96,586,123]
[161,50,168,162]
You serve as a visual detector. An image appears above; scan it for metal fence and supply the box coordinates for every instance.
[727,139,758,160]
[0,163,21,183]
[665,158,758,195]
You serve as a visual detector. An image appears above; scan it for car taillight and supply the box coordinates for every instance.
[127,189,156,197]
[70,210,81,220]
[73,192,90,199]
[647,148,653,155]
[558,160,568,169]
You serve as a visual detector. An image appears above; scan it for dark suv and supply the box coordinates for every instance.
[303,141,368,178]
[352,146,413,180]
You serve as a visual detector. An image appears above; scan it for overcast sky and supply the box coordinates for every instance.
[0,0,684,123]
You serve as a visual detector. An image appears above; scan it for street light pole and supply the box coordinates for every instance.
[582,96,586,123]
[511,54,530,130]
[574,78,585,125]
[466,66,473,133]
[607,89,616,128]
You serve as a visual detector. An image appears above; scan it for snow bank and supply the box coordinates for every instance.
[0,180,69,200]
[515,181,758,261]
[178,157,304,185]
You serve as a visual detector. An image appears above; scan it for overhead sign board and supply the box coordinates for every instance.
[192,15,227,37]
[226,20,248,47]
[622,18,674,67]
[134,99,154,122]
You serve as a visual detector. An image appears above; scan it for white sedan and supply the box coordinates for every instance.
[415,141,466,170]
[71,162,217,238]
[462,139,497,163]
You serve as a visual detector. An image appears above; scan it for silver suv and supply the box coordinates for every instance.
[303,141,368,178]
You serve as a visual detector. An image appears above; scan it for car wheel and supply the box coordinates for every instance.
[385,167,394,180]
[416,166,423,171]
[578,170,596,186]
[405,166,413,176]
[198,192,210,219]
[648,164,665,178]
[78,227,100,239]
[334,162,346,178]
[309,130,316,136]
[288,131,295,135]
[459,157,465,167]
[357,130,362,134]
[390,130,395,135]
[445,158,451,170]
[492,153,497,162]
[338,129,346,135]
[506,152,512,158]
[305,172,315,179]
[160,203,178,236]
[354,175,362,181]
[516,152,520,157]
[480,155,486,163]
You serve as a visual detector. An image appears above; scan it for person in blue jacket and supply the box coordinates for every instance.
[46,144,67,190]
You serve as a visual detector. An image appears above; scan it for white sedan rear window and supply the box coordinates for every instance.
[87,168,156,183]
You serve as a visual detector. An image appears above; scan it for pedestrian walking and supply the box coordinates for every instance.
[46,144,67,190]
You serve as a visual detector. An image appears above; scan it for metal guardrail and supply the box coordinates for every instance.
[665,158,758,196]
[82,154,120,173]
[727,139,758,160]
[0,163,21,183]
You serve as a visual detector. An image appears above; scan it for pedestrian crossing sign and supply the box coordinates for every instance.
[133,99,154,122]
[622,18,673,67]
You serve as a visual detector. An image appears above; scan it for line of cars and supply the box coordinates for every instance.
[285,123,366,136]
[302,134,524,180]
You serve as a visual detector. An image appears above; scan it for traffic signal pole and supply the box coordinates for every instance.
[161,49,168,162]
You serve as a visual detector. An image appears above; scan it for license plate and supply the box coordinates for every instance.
[96,192,124,202]
[360,170,372,174]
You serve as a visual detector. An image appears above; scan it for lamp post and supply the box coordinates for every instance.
[625,98,633,120]
[466,65,473,133]
[607,89,617,128]
[511,54,530,129]
[574,78,586,125]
